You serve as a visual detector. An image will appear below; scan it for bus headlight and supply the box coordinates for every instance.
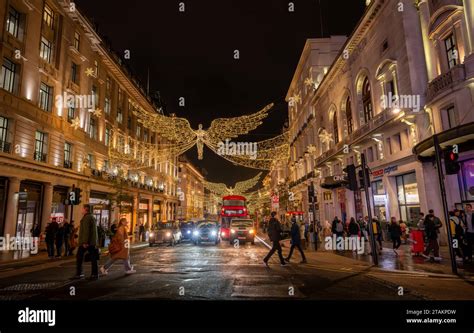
[231,229,236,234]
[249,229,255,234]
[166,232,171,237]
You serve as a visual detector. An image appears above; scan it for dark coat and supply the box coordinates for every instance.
[290,222,301,245]
[348,221,359,236]
[78,213,98,246]
[267,218,282,242]
[389,223,402,239]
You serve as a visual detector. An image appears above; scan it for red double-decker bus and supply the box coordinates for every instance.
[219,195,249,240]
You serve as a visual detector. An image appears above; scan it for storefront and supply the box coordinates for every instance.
[16,181,43,237]
[459,158,474,204]
[371,180,387,222]
[89,191,111,229]
[51,186,69,224]
[396,172,420,223]
[138,199,150,227]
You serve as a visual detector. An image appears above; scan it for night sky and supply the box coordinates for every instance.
[75,0,366,186]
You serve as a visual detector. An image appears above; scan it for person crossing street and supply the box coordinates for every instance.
[263,212,286,267]
[285,217,307,264]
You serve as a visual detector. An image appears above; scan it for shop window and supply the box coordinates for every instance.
[460,159,474,202]
[372,180,387,222]
[396,173,420,223]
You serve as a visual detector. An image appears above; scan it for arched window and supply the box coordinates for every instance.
[362,77,373,124]
[346,96,353,134]
[333,112,339,144]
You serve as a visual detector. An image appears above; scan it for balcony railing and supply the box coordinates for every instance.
[0,140,12,153]
[63,160,73,169]
[428,64,465,101]
[33,151,47,163]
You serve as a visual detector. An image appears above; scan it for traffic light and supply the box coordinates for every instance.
[343,164,358,191]
[74,187,82,205]
[358,167,370,190]
[444,149,460,175]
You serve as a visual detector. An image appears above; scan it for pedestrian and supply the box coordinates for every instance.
[100,218,136,275]
[463,203,474,262]
[348,217,360,253]
[31,224,41,238]
[263,212,286,267]
[389,217,402,256]
[69,222,78,256]
[45,221,58,259]
[428,209,442,234]
[55,222,65,258]
[73,204,99,280]
[63,220,71,256]
[422,214,442,261]
[285,217,307,264]
[449,209,465,261]
[139,222,145,242]
[332,217,344,240]
[399,220,408,244]
[300,220,306,250]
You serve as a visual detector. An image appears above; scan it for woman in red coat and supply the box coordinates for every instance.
[100,218,136,275]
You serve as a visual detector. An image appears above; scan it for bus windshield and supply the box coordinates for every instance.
[223,200,245,206]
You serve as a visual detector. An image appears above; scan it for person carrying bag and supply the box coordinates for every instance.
[100,218,136,275]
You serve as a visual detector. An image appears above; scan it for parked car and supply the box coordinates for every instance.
[179,221,195,240]
[229,218,255,245]
[192,221,221,245]
[149,221,182,246]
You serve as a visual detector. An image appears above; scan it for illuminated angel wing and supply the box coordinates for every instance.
[233,172,262,194]
[133,110,196,145]
[203,181,230,197]
[206,104,273,143]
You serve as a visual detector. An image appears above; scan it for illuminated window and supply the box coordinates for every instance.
[444,34,458,69]
[34,131,48,162]
[40,36,52,63]
[89,116,97,140]
[64,142,72,169]
[362,77,373,124]
[0,116,10,153]
[0,58,18,94]
[6,6,20,38]
[43,4,54,29]
[346,96,353,135]
[105,97,111,115]
[71,62,79,84]
[74,31,80,50]
[105,128,111,146]
[67,105,75,123]
[39,82,53,112]
[396,173,420,223]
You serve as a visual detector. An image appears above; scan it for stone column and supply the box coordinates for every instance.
[463,0,474,56]
[4,178,21,237]
[41,183,53,233]
[418,0,438,81]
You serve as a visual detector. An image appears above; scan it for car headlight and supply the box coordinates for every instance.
[166,232,171,237]
[187,230,191,234]
[221,232,226,237]
[193,230,199,236]
[230,229,236,234]
[249,229,255,234]
[150,233,154,237]
[211,230,217,236]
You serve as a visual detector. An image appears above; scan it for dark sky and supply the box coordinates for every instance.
[76,0,366,186]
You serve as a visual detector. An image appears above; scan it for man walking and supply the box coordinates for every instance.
[73,204,99,280]
[285,217,307,264]
[263,212,286,267]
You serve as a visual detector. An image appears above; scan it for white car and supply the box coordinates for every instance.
[229,219,255,245]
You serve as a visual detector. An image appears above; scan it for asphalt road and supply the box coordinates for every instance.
[0,238,426,301]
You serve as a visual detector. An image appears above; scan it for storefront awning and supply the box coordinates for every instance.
[413,122,474,161]
[320,175,348,190]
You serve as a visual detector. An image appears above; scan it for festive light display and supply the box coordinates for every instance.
[203,172,263,196]
[131,102,273,160]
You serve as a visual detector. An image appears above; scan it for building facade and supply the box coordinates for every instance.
[177,156,205,220]
[284,0,474,244]
[0,0,179,238]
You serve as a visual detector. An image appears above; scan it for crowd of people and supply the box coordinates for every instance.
[44,218,77,259]
[263,205,474,265]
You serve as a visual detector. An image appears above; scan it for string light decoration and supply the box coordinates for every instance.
[205,132,290,170]
[203,172,263,197]
[131,101,273,160]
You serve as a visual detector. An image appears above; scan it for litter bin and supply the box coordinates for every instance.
[410,229,424,255]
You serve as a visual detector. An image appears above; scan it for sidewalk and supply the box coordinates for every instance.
[256,233,474,277]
